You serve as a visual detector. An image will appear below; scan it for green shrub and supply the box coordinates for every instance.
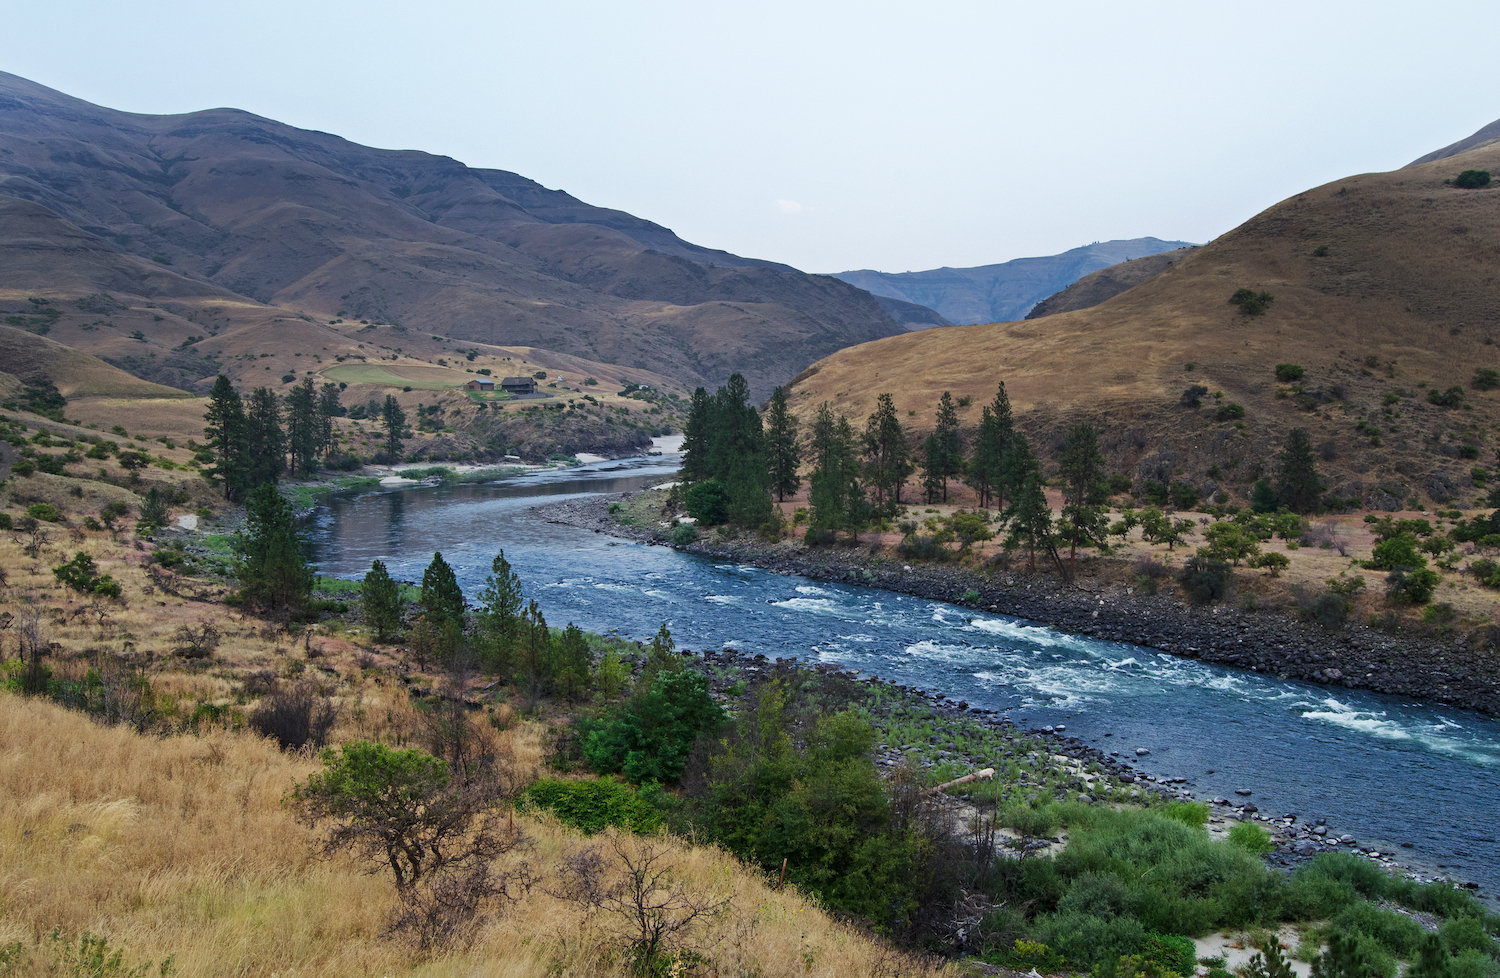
[1330,901,1425,958]
[1453,169,1491,189]
[1163,801,1209,828]
[1440,915,1495,955]
[1215,402,1246,422]
[1307,592,1353,630]
[1179,556,1232,604]
[581,669,725,784]
[670,523,698,546]
[1138,932,1198,978]
[1474,368,1500,391]
[684,480,728,525]
[1170,480,1200,510]
[1386,565,1441,606]
[26,502,61,522]
[1230,289,1275,316]
[10,459,34,477]
[1275,364,1305,382]
[1429,385,1466,408]
[1368,533,1424,570]
[523,777,662,834]
[1228,821,1274,855]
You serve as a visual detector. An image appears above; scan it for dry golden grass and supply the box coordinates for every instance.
[0,481,944,977]
[0,693,944,977]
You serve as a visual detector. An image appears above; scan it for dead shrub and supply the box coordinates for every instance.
[249,679,339,750]
[171,620,222,659]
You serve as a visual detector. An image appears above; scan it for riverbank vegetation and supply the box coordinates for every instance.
[669,374,1500,648]
[1,471,1497,976]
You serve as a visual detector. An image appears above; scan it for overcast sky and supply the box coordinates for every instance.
[7,1,1499,273]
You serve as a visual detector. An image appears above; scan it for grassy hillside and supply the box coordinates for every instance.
[790,140,1500,511]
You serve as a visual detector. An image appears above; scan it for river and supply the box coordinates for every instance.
[305,456,1500,897]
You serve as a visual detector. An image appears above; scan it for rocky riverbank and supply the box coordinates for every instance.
[540,492,1500,718]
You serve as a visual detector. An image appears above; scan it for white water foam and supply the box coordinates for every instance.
[796,585,832,597]
[1301,699,1500,765]
[771,597,845,615]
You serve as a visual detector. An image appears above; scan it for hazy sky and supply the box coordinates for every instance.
[6,1,1499,273]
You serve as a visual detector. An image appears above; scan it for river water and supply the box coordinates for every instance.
[305,457,1500,896]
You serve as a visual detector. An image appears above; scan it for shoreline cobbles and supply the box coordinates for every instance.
[540,493,1500,719]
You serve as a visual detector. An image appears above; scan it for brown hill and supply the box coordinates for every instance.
[0,71,903,399]
[788,140,1500,510]
[1025,246,1199,319]
[1407,114,1500,166]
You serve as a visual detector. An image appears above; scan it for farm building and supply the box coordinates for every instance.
[463,378,495,391]
[500,376,537,395]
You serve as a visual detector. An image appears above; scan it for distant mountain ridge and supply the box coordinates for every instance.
[832,237,1196,326]
[1407,114,1500,166]
[1025,247,1199,319]
[0,71,904,398]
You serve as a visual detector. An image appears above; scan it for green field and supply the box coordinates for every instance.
[323,363,463,390]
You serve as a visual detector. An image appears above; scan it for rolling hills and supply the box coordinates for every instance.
[832,237,1196,325]
[0,71,905,400]
[1025,247,1199,319]
[791,124,1500,511]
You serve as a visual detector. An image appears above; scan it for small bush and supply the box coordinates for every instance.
[27,502,61,522]
[523,778,662,834]
[1473,368,1500,391]
[250,680,339,750]
[1215,402,1245,422]
[1178,556,1232,604]
[1453,169,1491,189]
[1470,558,1500,587]
[1307,592,1352,630]
[1163,801,1209,828]
[670,523,698,546]
[1169,480,1200,510]
[1228,821,1274,855]
[684,480,727,525]
[1386,565,1441,606]
[1428,385,1466,408]
[1275,363,1305,382]
[1180,385,1209,407]
[1229,288,1275,315]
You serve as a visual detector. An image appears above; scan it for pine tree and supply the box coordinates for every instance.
[862,392,912,516]
[419,551,466,627]
[920,433,945,504]
[517,600,550,710]
[286,376,320,478]
[235,483,313,616]
[381,394,406,462]
[1057,423,1109,579]
[999,414,1038,507]
[969,382,1015,509]
[1275,427,1322,514]
[203,375,249,500]
[933,391,962,502]
[706,374,772,528]
[679,387,714,484]
[968,405,1001,509]
[361,559,404,641]
[764,385,802,502]
[245,387,286,486]
[808,403,863,536]
[1004,471,1055,573]
[318,383,343,457]
[476,550,523,672]
[549,623,592,701]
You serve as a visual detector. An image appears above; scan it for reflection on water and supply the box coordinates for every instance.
[306,459,1500,897]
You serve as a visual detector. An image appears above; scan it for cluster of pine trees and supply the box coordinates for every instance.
[203,375,406,500]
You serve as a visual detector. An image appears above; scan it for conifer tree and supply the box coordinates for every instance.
[476,550,524,671]
[715,375,773,528]
[549,623,592,701]
[203,375,249,500]
[932,391,963,502]
[1057,423,1109,580]
[1275,427,1322,514]
[235,483,313,616]
[969,382,1016,509]
[381,394,406,462]
[419,551,466,628]
[318,382,343,457]
[245,387,286,486]
[863,392,912,516]
[764,385,802,502]
[286,376,321,478]
[920,433,945,504]
[361,559,404,641]
[679,387,713,483]
[808,403,864,536]
[1004,471,1057,574]
[517,600,550,710]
